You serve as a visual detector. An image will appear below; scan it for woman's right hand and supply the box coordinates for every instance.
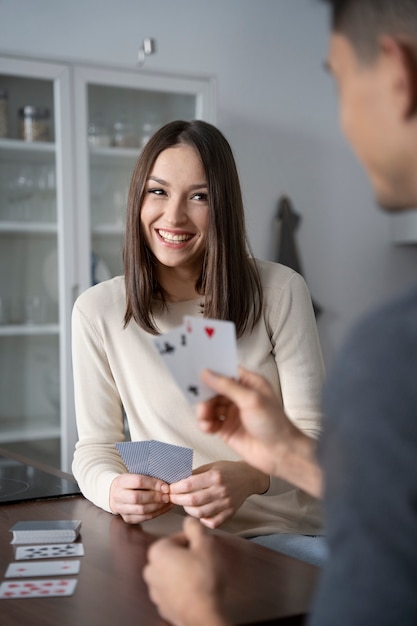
[110,473,174,524]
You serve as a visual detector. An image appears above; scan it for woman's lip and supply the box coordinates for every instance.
[156,228,195,244]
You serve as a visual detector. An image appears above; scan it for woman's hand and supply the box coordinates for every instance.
[168,461,269,528]
[109,473,173,524]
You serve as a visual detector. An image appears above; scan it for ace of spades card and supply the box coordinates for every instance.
[152,323,192,398]
[153,316,238,403]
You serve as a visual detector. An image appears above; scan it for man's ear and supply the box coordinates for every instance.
[379,35,417,118]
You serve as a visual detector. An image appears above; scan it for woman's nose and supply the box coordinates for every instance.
[164,195,187,224]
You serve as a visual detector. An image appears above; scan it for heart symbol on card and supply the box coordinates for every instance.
[205,327,215,338]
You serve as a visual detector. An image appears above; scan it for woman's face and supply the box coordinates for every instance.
[140,144,210,277]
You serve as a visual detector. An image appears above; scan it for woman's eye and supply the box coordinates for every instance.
[148,188,165,196]
[192,192,208,201]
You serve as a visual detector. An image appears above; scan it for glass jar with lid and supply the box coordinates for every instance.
[88,114,110,147]
[111,120,138,148]
[140,122,159,149]
[19,106,51,142]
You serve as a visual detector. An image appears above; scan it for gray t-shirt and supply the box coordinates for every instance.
[310,284,417,625]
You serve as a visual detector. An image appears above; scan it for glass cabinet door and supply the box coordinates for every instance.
[73,65,216,295]
[0,55,215,473]
[0,57,75,470]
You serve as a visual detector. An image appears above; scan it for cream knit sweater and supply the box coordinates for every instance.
[72,259,325,536]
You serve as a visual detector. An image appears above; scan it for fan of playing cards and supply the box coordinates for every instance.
[116,440,193,484]
[152,315,238,404]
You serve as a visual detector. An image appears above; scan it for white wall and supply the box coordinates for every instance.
[2,0,417,367]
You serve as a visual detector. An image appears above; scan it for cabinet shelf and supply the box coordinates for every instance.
[0,222,57,234]
[0,138,55,161]
[92,224,124,236]
[0,324,59,337]
[89,144,140,163]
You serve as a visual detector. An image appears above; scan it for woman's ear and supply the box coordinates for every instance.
[379,35,417,118]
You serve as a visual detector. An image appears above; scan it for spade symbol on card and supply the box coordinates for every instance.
[157,341,176,355]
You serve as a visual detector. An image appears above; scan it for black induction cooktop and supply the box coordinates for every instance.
[0,455,81,504]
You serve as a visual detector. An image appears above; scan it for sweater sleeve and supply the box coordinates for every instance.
[266,267,325,510]
[266,268,325,439]
[71,296,127,513]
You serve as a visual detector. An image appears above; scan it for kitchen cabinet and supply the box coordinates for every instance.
[0,55,216,471]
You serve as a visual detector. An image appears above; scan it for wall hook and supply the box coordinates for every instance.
[138,38,157,66]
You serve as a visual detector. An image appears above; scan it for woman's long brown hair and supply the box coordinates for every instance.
[123,120,262,338]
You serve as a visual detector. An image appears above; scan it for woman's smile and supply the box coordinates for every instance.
[156,228,195,245]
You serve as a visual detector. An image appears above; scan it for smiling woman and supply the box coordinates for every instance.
[71,120,326,566]
[123,120,263,337]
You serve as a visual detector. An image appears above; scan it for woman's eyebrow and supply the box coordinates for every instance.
[147,176,207,190]
[147,175,168,185]
[189,183,208,190]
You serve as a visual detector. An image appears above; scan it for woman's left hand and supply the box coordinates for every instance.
[168,461,270,528]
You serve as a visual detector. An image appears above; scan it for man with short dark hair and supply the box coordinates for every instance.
[143,1,417,624]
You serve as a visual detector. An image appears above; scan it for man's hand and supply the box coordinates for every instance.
[197,367,322,498]
[143,517,229,626]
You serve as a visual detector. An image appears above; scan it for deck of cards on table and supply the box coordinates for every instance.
[1,520,84,599]
[9,520,82,544]
[153,315,238,403]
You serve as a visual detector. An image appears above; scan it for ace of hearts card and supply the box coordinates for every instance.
[153,316,238,403]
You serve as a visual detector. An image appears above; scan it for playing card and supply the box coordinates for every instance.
[15,543,85,560]
[116,440,193,484]
[0,578,77,598]
[153,316,238,403]
[5,560,80,578]
[183,316,238,402]
[148,440,193,483]
[153,323,191,397]
[9,519,81,544]
[116,441,150,475]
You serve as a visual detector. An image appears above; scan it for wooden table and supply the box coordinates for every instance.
[0,458,319,626]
